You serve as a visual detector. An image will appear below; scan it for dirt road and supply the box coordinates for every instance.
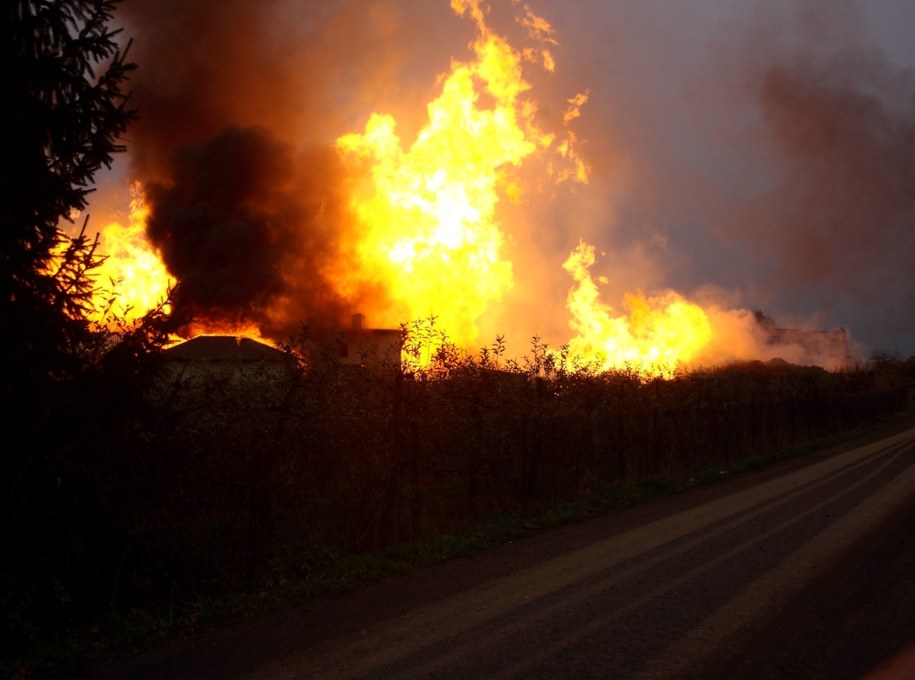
[101,422,915,679]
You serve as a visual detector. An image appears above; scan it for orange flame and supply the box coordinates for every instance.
[331,0,559,351]
[562,241,712,377]
[88,184,173,325]
[63,2,813,376]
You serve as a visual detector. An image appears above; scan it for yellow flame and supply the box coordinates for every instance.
[562,241,712,377]
[333,1,554,350]
[90,184,173,324]
[49,1,740,377]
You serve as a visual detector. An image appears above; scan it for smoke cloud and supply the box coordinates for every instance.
[143,126,358,333]
[118,0,464,336]
[503,0,915,359]
[106,0,914,358]
[751,53,915,322]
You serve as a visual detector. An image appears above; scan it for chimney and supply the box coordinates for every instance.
[351,313,365,330]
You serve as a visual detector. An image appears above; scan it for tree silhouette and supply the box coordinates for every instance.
[1,0,136,384]
[1,2,143,667]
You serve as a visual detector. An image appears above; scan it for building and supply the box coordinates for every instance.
[161,314,404,385]
[333,313,403,368]
[162,335,294,387]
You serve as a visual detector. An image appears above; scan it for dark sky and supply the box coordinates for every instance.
[91,0,915,357]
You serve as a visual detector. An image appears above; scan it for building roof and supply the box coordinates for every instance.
[163,336,290,362]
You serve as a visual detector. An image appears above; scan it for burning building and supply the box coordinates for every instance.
[80,0,892,378]
[162,313,402,385]
[162,335,294,387]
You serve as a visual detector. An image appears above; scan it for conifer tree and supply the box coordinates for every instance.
[1,0,136,386]
[1,2,140,665]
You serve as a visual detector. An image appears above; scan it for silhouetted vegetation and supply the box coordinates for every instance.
[25,322,915,676]
[1,2,169,675]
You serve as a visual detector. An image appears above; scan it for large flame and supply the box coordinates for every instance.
[562,241,713,376]
[66,0,839,376]
[88,184,172,325]
[331,0,559,350]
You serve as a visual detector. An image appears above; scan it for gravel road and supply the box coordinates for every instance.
[100,419,915,679]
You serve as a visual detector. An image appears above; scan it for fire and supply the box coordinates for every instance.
[87,186,276,345]
[55,184,173,326]
[331,0,557,350]
[89,184,172,324]
[319,0,712,378]
[562,241,712,376]
[61,1,790,377]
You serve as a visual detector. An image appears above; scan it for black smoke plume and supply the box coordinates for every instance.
[145,125,355,332]
[118,0,414,337]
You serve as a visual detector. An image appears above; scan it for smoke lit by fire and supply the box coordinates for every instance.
[77,0,909,374]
